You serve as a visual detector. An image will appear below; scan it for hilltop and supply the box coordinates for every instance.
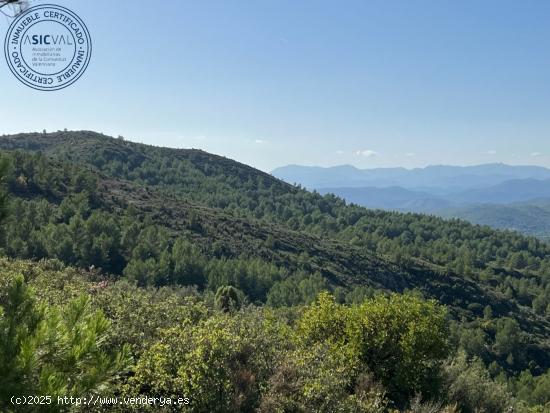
[1,130,550,375]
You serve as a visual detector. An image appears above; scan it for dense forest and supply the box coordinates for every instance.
[1,131,550,412]
[438,202,550,241]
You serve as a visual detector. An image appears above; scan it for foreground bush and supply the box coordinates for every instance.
[0,276,130,411]
[298,292,449,405]
[127,310,281,412]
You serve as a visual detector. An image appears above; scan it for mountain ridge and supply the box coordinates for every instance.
[274,163,550,239]
[2,130,550,373]
[273,163,550,190]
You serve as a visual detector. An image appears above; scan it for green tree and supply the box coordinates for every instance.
[443,352,513,413]
[0,276,131,411]
[215,285,245,312]
[514,369,550,406]
[298,292,449,405]
[171,238,206,286]
[123,258,158,286]
[459,328,488,359]
[128,311,279,412]
[0,155,9,224]
[259,343,387,413]
[494,318,522,357]
[266,273,329,307]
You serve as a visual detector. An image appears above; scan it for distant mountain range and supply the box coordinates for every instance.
[272,164,550,239]
[273,164,550,191]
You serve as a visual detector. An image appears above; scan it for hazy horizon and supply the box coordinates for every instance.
[271,161,550,173]
[6,129,550,174]
[2,0,550,171]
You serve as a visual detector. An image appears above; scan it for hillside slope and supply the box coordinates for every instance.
[439,201,550,240]
[318,186,450,212]
[1,131,550,373]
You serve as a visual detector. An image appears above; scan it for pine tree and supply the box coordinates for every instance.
[215,286,244,312]
[0,156,9,224]
[0,276,132,409]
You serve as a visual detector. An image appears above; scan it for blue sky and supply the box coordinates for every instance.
[2,0,550,171]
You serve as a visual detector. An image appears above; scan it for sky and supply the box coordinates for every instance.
[1,0,550,172]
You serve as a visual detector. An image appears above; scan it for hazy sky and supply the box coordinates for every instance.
[2,0,550,172]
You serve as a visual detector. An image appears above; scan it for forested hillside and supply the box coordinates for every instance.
[1,131,550,411]
[439,202,550,241]
[274,164,550,240]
